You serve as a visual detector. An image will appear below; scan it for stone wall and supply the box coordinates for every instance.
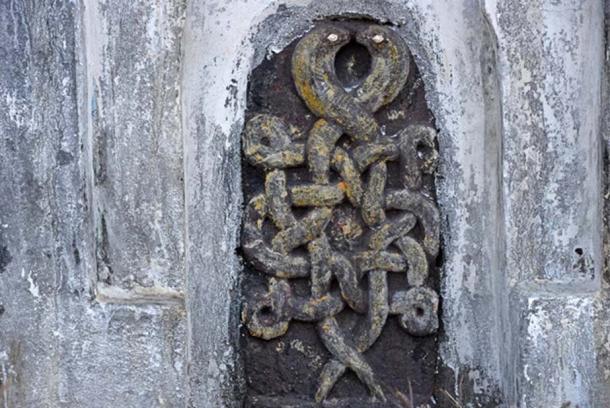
[0,0,608,407]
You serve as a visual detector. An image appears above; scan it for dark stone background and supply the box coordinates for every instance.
[239,19,441,407]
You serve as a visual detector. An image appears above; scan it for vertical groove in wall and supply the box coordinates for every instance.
[181,0,246,405]
[480,9,512,405]
[80,0,103,293]
[180,1,192,406]
[596,2,610,404]
[180,1,196,404]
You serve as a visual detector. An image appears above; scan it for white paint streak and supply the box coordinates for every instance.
[96,283,184,305]
[21,268,40,298]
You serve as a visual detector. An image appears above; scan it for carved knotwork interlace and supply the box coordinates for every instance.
[241,23,440,402]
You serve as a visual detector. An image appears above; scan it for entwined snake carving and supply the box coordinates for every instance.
[241,23,440,402]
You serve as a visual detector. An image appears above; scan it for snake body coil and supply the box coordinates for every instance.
[241,22,441,403]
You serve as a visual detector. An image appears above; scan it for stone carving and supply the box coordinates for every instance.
[241,23,440,402]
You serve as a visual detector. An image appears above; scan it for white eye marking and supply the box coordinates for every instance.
[327,33,339,42]
[372,34,385,44]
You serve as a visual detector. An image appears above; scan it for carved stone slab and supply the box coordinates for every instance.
[239,20,441,406]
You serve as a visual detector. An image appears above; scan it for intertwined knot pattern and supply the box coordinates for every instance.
[241,22,441,402]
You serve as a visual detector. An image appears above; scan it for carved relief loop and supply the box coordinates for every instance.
[241,22,441,403]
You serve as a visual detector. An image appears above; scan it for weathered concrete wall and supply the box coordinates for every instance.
[0,0,608,407]
[85,0,187,294]
[180,0,506,404]
[486,1,607,406]
[1,1,187,407]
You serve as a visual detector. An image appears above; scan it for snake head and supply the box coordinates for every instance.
[316,25,351,50]
[355,25,410,112]
[356,25,394,50]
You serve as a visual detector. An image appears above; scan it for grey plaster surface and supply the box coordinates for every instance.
[85,0,187,292]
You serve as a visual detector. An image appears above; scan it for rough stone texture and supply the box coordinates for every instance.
[0,2,76,405]
[84,0,187,292]
[180,1,508,405]
[516,294,597,407]
[595,4,610,408]
[55,302,187,407]
[0,0,609,407]
[0,1,187,407]
[493,0,603,286]
[487,0,607,406]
